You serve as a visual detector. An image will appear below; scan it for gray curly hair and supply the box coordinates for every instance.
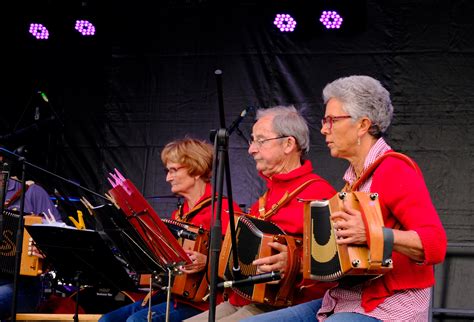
[322,75,393,137]
[256,105,310,154]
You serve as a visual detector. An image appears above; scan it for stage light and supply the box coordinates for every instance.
[319,11,343,29]
[74,20,96,36]
[29,23,50,40]
[273,14,297,32]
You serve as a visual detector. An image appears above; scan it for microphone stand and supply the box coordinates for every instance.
[0,148,109,203]
[0,147,109,322]
[208,70,242,322]
[0,161,10,242]
[10,156,26,322]
[234,127,250,146]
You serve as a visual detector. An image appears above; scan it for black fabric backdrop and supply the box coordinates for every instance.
[4,0,474,313]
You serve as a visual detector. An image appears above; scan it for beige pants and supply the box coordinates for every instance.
[184,301,269,322]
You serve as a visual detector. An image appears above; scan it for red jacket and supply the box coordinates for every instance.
[171,183,232,235]
[360,153,447,311]
[230,160,337,306]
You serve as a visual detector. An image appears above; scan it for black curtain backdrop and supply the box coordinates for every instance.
[5,0,474,314]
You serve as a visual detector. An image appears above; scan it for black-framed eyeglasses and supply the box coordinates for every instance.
[321,115,352,131]
[164,166,186,176]
[248,136,289,148]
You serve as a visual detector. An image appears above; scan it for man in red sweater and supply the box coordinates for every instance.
[186,105,336,321]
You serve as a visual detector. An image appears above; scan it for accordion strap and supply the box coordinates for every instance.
[176,196,213,223]
[258,178,319,220]
[345,151,420,192]
[353,191,388,271]
[4,183,31,208]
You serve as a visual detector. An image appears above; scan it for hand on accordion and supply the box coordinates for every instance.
[179,249,207,274]
[252,241,288,277]
[331,200,367,245]
[31,243,45,259]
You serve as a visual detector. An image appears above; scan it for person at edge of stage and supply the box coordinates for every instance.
[99,138,241,322]
[0,153,63,319]
[241,75,447,322]
[185,105,337,322]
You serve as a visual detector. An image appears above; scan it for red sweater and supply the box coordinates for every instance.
[360,154,447,311]
[230,160,337,306]
[171,183,233,235]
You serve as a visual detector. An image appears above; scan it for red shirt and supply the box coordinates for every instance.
[318,138,447,320]
[230,160,337,306]
[171,183,233,235]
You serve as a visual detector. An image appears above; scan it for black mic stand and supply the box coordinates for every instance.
[234,127,250,146]
[207,70,242,322]
[0,161,10,242]
[0,147,109,322]
[10,156,26,322]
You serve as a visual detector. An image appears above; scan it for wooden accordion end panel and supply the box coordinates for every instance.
[162,219,210,302]
[219,215,302,306]
[0,212,43,276]
[303,192,393,282]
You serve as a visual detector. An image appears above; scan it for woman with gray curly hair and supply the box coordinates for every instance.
[242,75,446,321]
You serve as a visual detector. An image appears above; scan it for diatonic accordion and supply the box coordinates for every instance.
[303,192,393,282]
[219,215,302,306]
[0,211,43,276]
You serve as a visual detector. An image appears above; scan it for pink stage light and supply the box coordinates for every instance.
[75,20,96,36]
[29,23,50,40]
[320,11,343,29]
[273,14,297,32]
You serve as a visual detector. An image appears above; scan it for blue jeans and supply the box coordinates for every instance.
[99,293,202,322]
[240,299,381,322]
[0,275,42,320]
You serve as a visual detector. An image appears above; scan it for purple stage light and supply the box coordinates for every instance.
[29,23,49,40]
[320,11,343,29]
[75,20,96,36]
[273,14,297,32]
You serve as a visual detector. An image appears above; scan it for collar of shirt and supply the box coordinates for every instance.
[260,159,314,184]
[343,137,392,186]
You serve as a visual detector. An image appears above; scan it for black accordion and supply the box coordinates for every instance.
[0,210,43,276]
[219,215,302,306]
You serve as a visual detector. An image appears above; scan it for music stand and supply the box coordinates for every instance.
[88,202,164,274]
[25,224,136,322]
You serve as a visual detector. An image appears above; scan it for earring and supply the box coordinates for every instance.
[357,137,361,146]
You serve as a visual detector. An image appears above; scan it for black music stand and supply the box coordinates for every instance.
[25,224,136,322]
[90,202,164,274]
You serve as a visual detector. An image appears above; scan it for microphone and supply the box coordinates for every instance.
[176,229,197,241]
[166,223,198,241]
[217,271,281,289]
[227,106,253,135]
[38,91,49,103]
[13,145,28,157]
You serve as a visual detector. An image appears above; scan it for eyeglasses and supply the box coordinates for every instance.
[164,166,186,176]
[248,136,289,148]
[321,115,352,131]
